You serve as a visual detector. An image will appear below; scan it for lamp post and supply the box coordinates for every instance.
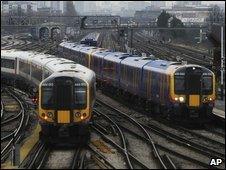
[220,25,224,100]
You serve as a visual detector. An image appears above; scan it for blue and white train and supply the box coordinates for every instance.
[58,41,216,123]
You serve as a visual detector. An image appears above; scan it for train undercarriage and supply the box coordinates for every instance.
[98,79,214,125]
[39,122,90,146]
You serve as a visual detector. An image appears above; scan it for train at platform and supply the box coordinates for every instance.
[1,50,96,144]
[58,42,216,123]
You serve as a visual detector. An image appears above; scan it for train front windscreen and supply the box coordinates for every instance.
[41,77,87,110]
[174,67,213,95]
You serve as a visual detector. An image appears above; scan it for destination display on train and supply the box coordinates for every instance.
[74,82,86,86]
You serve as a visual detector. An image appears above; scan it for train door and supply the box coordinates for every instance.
[54,77,74,123]
[185,67,202,107]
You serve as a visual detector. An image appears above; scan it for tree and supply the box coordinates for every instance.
[157,10,171,28]
[169,16,185,38]
[157,10,186,38]
[64,1,78,16]
[63,1,78,26]
[207,5,224,25]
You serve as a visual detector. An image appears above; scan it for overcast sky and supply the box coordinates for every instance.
[56,1,225,11]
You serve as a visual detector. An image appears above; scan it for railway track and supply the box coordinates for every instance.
[204,125,225,138]
[133,32,212,66]
[22,141,85,169]
[15,40,55,53]
[20,140,116,169]
[92,107,176,169]
[1,34,32,50]
[142,31,211,60]
[1,100,4,119]
[102,88,224,143]
[95,95,225,169]
[1,87,27,163]
[1,35,59,55]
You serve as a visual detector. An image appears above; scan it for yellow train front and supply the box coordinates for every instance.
[169,65,215,122]
[39,71,95,144]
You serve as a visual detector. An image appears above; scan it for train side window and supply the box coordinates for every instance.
[175,75,185,94]
[31,64,42,81]
[1,58,15,69]
[142,70,147,91]
[90,80,96,103]
[19,60,30,75]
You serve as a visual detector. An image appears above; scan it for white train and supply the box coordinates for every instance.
[1,49,96,144]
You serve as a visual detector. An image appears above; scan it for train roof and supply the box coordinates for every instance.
[1,49,95,82]
[46,61,95,82]
[59,42,85,51]
[103,52,136,62]
[120,57,152,68]
[79,46,99,53]
[145,60,182,70]
[142,60,182,73]
[2,50,34,60]
[92,49,112,58]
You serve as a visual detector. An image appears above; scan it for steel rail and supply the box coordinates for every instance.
[171,124,225,147]
[96,99,169,169]
[134,32,211,65]
[93,109,133,169]
[143,123,225,160]
[1,101,4,118]
[1,89,25,162]
[27,142,46,169]
[120,124,220,169]
[96,97,225,160]
[91,125,150,169]
[94,108,177,169]
[36,148,51,169]
[137,32,211,60]
[87,144,117,169]
[78,150,86,169]
[71,147,82,169]
[204,125,225,138]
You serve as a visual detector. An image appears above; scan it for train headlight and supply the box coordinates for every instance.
[75,112,81,117]
[179,97,184,102]
[174,97,178,101]
[47,112,53,118]
[82,113,87,117]
[203,97,213,103]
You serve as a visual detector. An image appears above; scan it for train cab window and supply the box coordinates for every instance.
[74,86,87,109]
[174,75,185,94]
[44,69,52,79]
[1,58,15,69]
[202,76,212,94]
[41,86,54,108]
